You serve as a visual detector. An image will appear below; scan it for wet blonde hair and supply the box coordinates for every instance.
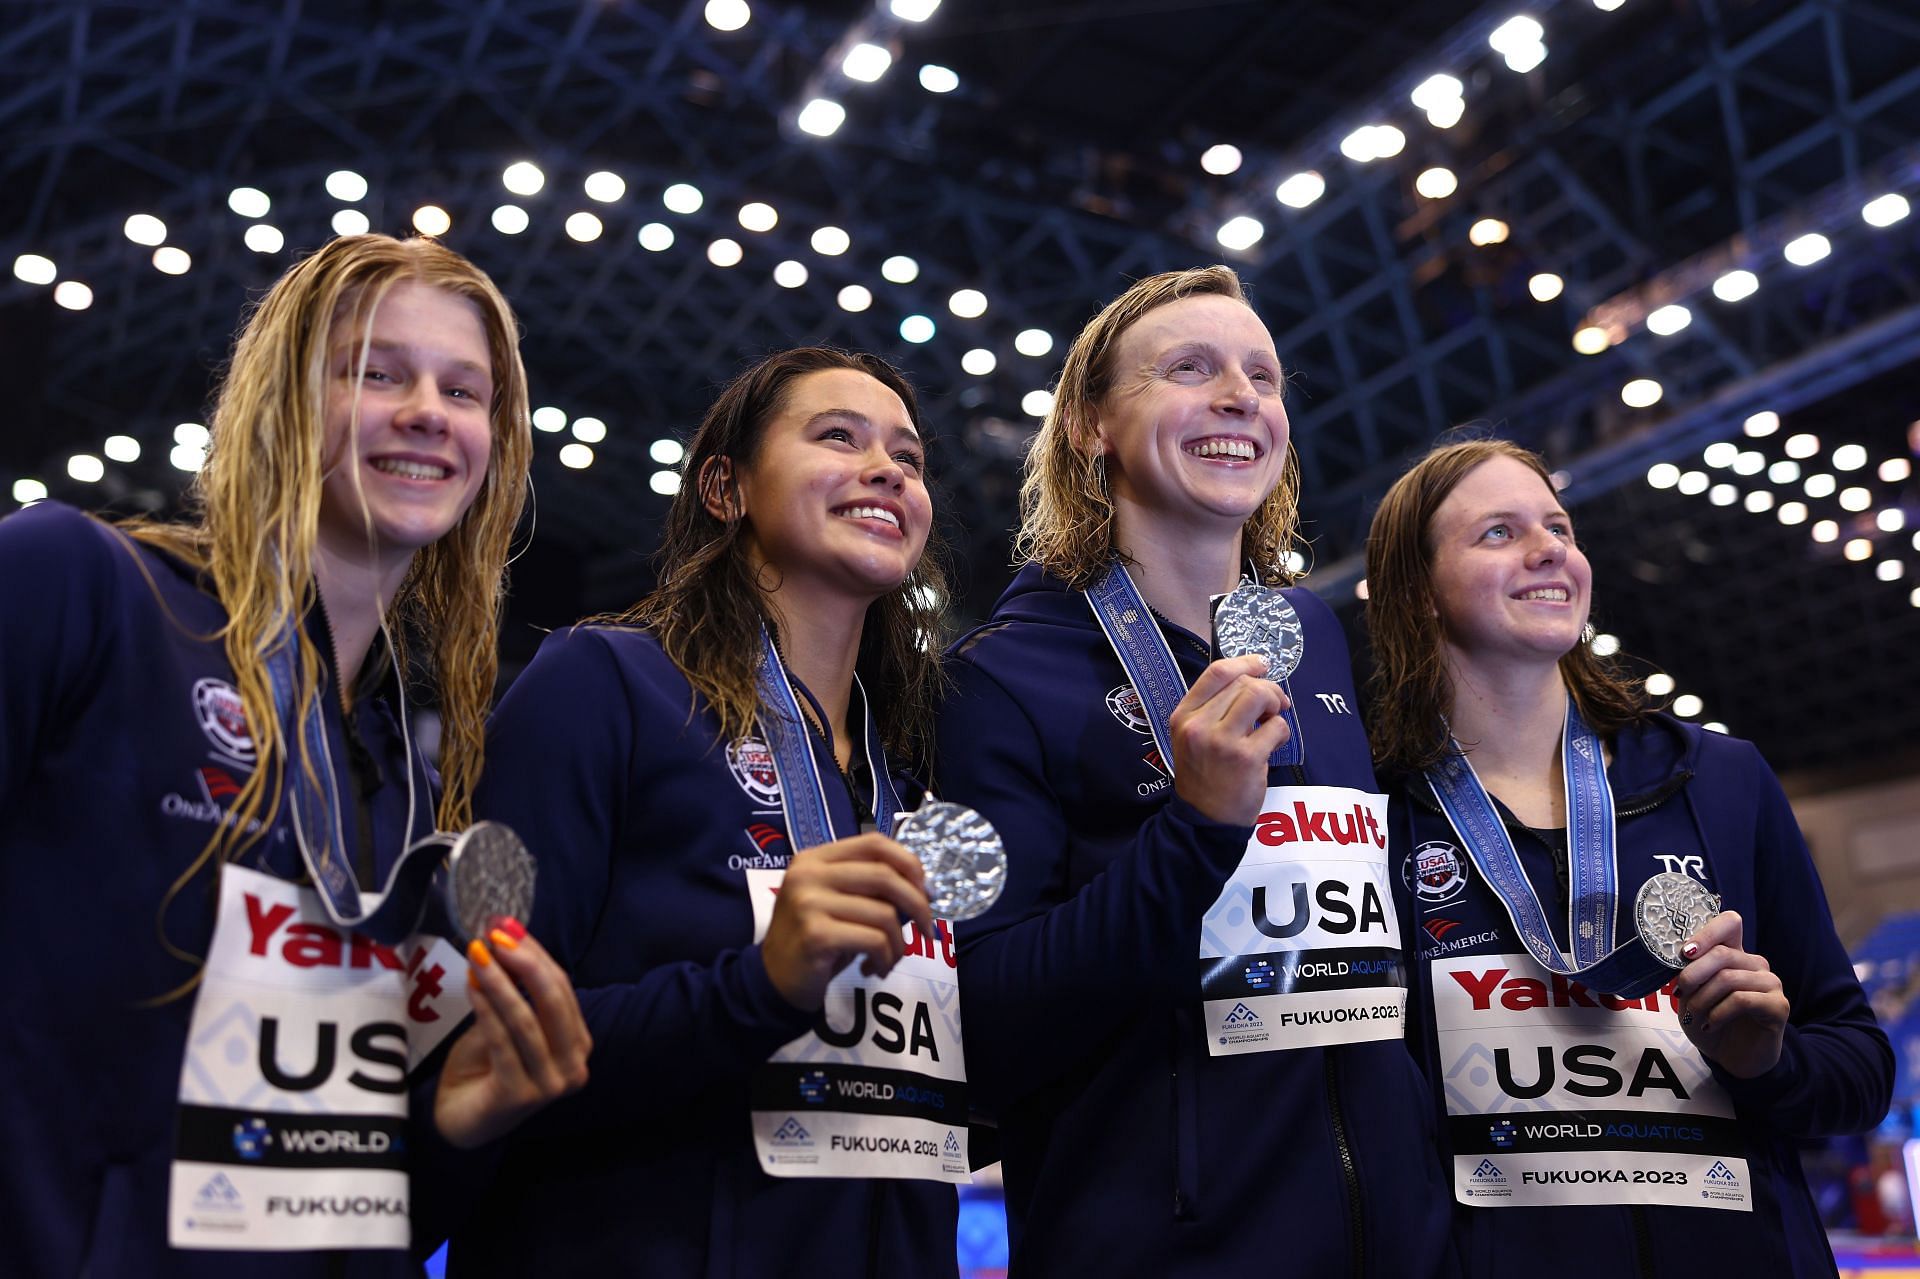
[126,234,531,984]
[1016,265,1302,587]
[1363,438,1644,774]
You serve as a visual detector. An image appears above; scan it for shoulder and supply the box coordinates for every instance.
[0,501,135,583]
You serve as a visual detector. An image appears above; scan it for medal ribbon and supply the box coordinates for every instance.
[1086,563,1303,771]
[261,617,442,943]
[1423,694,1670,997]
[754,626,902,850]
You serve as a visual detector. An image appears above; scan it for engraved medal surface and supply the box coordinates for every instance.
[1633,871,1721,968]
[894,800,1007,922]
[1212,581,1304,682]
[443,821,537,945]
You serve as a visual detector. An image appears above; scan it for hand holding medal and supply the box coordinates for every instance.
[1668,907,1792,1079]
[891,799,1007,922]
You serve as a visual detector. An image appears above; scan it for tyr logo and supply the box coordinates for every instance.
[1654,854,1707,880]
[1314,693,1351,715]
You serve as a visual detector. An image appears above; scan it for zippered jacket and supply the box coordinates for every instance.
[935,563,1454,1278]
[448,624,960,1278]
[1390,712,1891,1278]
[0,501,441,1277]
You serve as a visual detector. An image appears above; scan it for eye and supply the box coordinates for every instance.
[894,448,925,471]
[1483,524,1511,541]
[820,425,855,444]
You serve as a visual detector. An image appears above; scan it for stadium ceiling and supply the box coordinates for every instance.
[3,0,1918,775]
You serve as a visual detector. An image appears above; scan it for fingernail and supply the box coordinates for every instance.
[489,927,521,951]
[467,967,481,989]
[1681,942,1700,959]
[490,916,528,942]
[467,938,493,968]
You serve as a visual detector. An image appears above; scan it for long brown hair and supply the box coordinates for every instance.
[1016,264,1302,587]
[1363,438,1644,773]
[612,347,947,772]
[125,234,531,985]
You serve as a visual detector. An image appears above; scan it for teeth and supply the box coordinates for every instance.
[1517,587,1569,602]
[372,458,450,481]
[1185,438,1256,460]
[840,505,900,529]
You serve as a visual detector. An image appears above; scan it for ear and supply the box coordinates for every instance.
[1071,404,1110,460]
[699,455,741,522]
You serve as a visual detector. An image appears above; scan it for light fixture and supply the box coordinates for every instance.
[798,99,847,138]
[738,202,778,232]
[948,288,988,318]
[565,212,604,242]
[837,285,873,312]
[67,454,104,483]
[228,187,270,218]
[11,478,48,504]
[1527,273,1564,302]
[1015,329,1054,357]
[1645,304,1692,335]
[842,43,893,83]
[1702,442,1738,468]
[1676,470,1708,495]
[1783,232,1831,266]
[638,222,675,251]
[1863,193,1911,227]
[502,162,545,196]
[1712,269,1759,302]
[244,224,285,253]
[103,435,140,463]
[492,205,530,235]
[1784,432,1820,459]
[1811,518,1839,543]
[412,206,451,236]
[571,417,607,443]
[1880,457,1912,483]
[1021,390,1055,417]
[900,314,936,343]
[1274,172,1326,208]
[1831,443,1868,472]
[707,238,743,267]
[170,443,206,472]
[1216,216,1264,250]
[1646,462,1680,489]
[152,246,191,275]
[584,171,627,203]
[1201,145,1243,176]
[650,439,685,465]
[174,422,210,447]
[1572,326,1610,355]
[1415,167,1458,199]
[890,0,940,20]
[650,470,682,495]
[1742,410,1779,437]
[1645,672,1676,696]
[919,64,959,94]
[1843,537,1873,561]
[1708,483,1737,507]
[1672,693,1703,718]
[881,255,919,283]
[559,443,594,470]
[326,170,369,201]
[1767,459,1800,484]
[1743,489,1774,513]
[811,226,851,256]
[773,260,808,288]
[662,183,704,214]
[12,254,56,285]
[1878,560,1906,582]
[1776,501,1808,525]
[53,281,93,310]
[1468,218,1510,246]
[332,209,371,236]
[1804,473,1836,499]
[532,407,567,432]
[704,0,749,30]
[961,348,996,375]
[124,214,167,246]
[1621,378,1663,408]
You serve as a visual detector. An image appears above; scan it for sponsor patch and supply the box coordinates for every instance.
[193,678,256,763]
[1405,840,1470,904]
[726,736,782,806]
[1105,683,1151,735]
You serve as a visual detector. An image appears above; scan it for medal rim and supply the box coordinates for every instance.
[1632,871,1720,969]
[894,799,1008,923]
[1212,582,1304,682]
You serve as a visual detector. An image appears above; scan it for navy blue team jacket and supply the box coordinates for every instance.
[0,501,443,1277]
[1390,714,1891,1278]
[450,624,959,1279]
[935,563,1454,1278]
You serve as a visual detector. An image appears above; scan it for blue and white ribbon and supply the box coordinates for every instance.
[754,625,902,849]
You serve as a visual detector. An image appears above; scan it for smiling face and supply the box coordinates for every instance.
[317,280,494,580]
[1427,454,1594,674]
[1090,292,1289,545]
[730,367,932,609]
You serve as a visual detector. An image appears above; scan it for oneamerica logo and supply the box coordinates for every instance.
[727,737,781,806]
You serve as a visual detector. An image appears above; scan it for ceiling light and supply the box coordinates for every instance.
[811,226,851,256]
[1621,378,1663,408]
[881,255,919,283]
[1831,443,1868,471]
[1742,410,1779,437]
[326,170,368,201]
[919,64,959,94]
[170,442,206,472]
[559,443,594,470]
[1708,483,1737,506]
[842,43,893,83]
[67,454,104,483]
[12,254,55,285]
[707,238,743,267]
[1415,167,1457,199]
[564,212,604,242]
[900,314,936,343]
[1877,508,1906,533]
[1676,469,1708,495]
[1589,631,1621,656]
[738,202,778,232]
[1863,193,1911,227]
[1644,672,1676,696]
[662,183,703,214]
[1469,218,1510,246]
[1711,269,1759,302]
[961,348,996,375]
[1410,74,1464,111]
[571,417,606,443]
[1672,693,1703,718]
[1804,473,1836,499]
[1879,457,1911,483]
[332,209,371,236]
[948,288,988,318]
[1201,144,1243,176]
[532,407,567,432]
[1646,462,1680,489]
[124,214,166,246]
[1702,442,1738,468]
[1275,171,1326,208]
[638,222,674,251]
[151,246,191,275]
[53,281,92,310]
[1784,432,1820,459]
[773,260,808,288]
[1572,325,1610,355]
[1645,304,1692,335]
[1767,459,1800,484]
[1839,486,1872,512]
[174,422,209,447]
[1731,450,1764,476]
[1527,272,1563,302]
[1743,489,1774,513]
[890,0,940,20]
[1843,537,1873,561]
[1777,501,1808,525]
[704,0,749,30]
[11,478,48,504]
[492,205,530,234]
[1216,216,1264,250]
[1021,390,1054,417]
[228,187,270,218]
[1877,560,1906,582]
[502,162,545,196]
[1015,329,1054,357]
[584,171,627,203]
[412,206,451,236]
[650,439,685,465]
[103,435,140,463]
[837,285,872,312]
[1811,518,1838,543]
[650,470,682,495]
[798,99,847,138]
[1783,232,1830,266]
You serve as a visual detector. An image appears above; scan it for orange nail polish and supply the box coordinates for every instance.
[467,938,493,968]
[491,916,528,942]
[489,927,521,951]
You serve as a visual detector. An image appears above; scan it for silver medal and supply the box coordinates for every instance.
[1212,581,1304,682]
[438,821,537,945]
[893,800,1007,923]
[1633,872,1721,969]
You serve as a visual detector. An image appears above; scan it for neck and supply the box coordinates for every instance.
[312,543,411,707]
[762,584,865,769]
[1112,504,1243,636]
[1444,649,1569,784]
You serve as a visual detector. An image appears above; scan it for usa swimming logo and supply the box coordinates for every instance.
[726,736,782,806]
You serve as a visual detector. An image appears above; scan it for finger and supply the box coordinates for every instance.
[1697,987,1790,1035]
[1681,909,1744,958]
[810,892,913,969]
[460,952,528,1088]
[1673,941,1769,1000]
[1178,656,1270,712]
[1683,967,1784,1022]
[1194,676,1286,738]
[468,938,569,1096]
[803,861,933,933]
[488,928,591,1081]
[803,835,929,893]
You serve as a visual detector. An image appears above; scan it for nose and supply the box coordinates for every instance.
[862,443,906,493]
[1214,368,1259,417]
[1523,525,1566,568]
[394,377,450,436]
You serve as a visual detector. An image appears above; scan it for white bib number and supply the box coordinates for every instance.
[746,867,970,1182]
[1198,785,1405,1054]
[1433,953,1752,1211]
[168,866,471,1250]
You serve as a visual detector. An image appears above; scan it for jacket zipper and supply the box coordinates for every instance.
[1630,1203,1653,1277]
[1324,1052,1364,1277]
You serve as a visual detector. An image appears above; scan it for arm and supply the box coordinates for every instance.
[1689,743,1892,1137]
[939,655,1265,1110]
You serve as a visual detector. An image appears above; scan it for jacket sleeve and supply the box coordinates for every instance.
[938,652,1250,1111]
[0,505,117,813]
[474,628,812,1131]
[1713,742,1893,1137]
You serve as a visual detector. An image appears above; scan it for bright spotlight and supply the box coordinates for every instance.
[1415,167,1458,199]
[707,238,743,267]
[12,254,56,285]
[662,183,704,214]
[837,285,873,312]
[961,348,996,375]
[1702,442,1738,468]
[638,222,675,251]
[1201,145,1243,176]
[151,247,191,275]
[738,202,778,232]
[67,454,104,483]
[12,478,48,504]
[1015,329,1054,357]
[1527,273,1564,302]
[1468,218,1510,246]
[124,214,166,246]
[1832,443,1868,472]
[704,0,750,30]
[1021,390,1054,417]
[1410,74,1464,111]
[1644,672,1676,696]
[881,255,919,283]
[412,206,451,236]
[1711,269,1759,302]
[170,442,206,472]
[332,209,371,236]
[1783,232,1831,266]
[584,171,627,203]
[532,407,567,433]
[650,439,685,465]
[1646,462,1680,489]
[492,206,530,235]
[1672,693,1703,718]
[948,288,988,318]
[103,435,141,463]
[53,281,93,311]
[558,443,594,470]
[798,98,847,138]
[571,417,607,444]
[1216,216,1264,250]
[1274,171,1327,208]
[1572,326,1610,355]
[842,43,893,83]
[1622,379,1664,409]
[565,212,605,242]
[502,162,545,196]
[811,226,851,256]
[1864,193,1911,227]
[650,470,683,495]
[890,0,940,20]
[228,187,270,218]
[326,170,369,201]
[1776,501,1808,525]
[900,314,936,343]
[773,260,808,288]
[1645,304,1691,335]
[919,64,959,93]
[1742,410,1780,437]
[1784,432,1820,459]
